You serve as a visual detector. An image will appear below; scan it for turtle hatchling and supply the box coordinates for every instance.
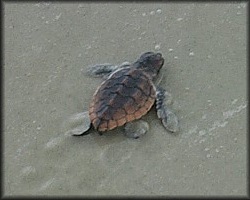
[73,52,179,138]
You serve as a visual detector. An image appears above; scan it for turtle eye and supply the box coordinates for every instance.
[139,52,155,60]
[155,53,162,58]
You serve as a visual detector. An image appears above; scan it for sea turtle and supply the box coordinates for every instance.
[71,52,179,138]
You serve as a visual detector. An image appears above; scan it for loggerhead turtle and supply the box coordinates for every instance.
[72,52,179,138]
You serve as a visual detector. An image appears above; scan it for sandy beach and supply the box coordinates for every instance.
[4,2,247,196]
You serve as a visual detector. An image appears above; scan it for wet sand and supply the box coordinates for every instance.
[4,2,247,196]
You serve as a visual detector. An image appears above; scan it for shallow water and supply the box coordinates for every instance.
[4,2,247,196]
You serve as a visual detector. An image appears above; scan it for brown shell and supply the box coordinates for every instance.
[89,67,156,132]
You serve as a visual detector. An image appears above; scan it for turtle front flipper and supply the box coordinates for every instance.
[156,87,179,133]
[123,120,149,139]
[86,62,131,78]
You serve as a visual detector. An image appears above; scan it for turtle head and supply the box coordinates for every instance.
[134,52,164,79]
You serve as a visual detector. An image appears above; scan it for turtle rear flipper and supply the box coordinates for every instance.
[123,120,149,139]
[62,111,92,136]
[71,123,93,136]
